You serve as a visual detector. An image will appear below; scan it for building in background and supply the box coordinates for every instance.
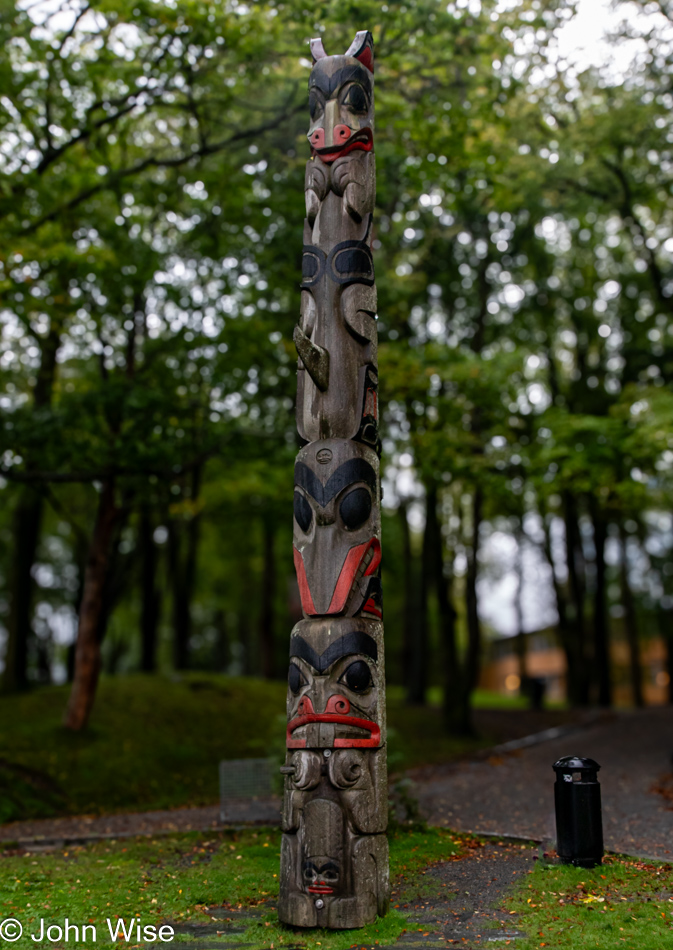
[480,628,670,706]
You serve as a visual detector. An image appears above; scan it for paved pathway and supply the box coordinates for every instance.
[3,707,672,861]
[0,802,277,847]
[415,706,673,859]
[384,840,532,947]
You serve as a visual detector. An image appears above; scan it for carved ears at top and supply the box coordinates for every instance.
[345,31,374,72]
[309,30,374,73]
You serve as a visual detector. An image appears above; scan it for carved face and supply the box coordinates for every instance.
[303,858,341,895]
[302,798,344,897]
[293,440,380,617]
[307,56,373,162]
[286,626,381,749]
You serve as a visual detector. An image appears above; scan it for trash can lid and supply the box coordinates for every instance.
[553,755,601,772]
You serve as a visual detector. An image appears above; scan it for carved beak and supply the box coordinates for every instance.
[293,538,381,616]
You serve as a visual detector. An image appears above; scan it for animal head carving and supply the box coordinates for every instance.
[286,619,383,750]
[293,440,380,617]
[302,798,344,895]
[307,32,374,163]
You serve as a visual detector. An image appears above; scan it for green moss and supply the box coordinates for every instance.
[506,854,673,949]
[9,825,672,950]
[0,827,460,950]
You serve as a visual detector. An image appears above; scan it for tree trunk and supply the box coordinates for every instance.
[259,516,276,679]
[657,605,673,704]
[407,488,431,705]
[1,489,43,693]
[514,525,527,686]
[563,492,590,705]
[167,520,188,670]
[589,500,611,707]
[619,525,644,708]
[464,486,483,698]
[96,502,132,644]
[239,555,255,676]
[461,247,488,723]
[398,501,415,694]
[2,327,60,694]
[213,609,229,672]
[168,467,202,671]
[540,507,579,705]
[140,507,161,673]
[67,532,90,683]
[426,487,461,734]
[63,480,118,731]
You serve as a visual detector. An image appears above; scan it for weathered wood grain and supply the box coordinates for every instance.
[279,30,389,931]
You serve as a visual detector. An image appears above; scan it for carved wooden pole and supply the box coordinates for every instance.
[278,31,389,930]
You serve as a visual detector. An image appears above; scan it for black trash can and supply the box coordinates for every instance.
[553,755,603,868]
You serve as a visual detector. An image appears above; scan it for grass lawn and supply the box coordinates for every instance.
[0,826,461,950]
[423,686,532,710]
[507,852,673,949]
[0,675,490,823]
[2,828,671,949]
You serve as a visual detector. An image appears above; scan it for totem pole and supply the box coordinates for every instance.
[278,31,389,930]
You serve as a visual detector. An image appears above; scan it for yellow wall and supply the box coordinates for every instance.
[479,636,670,706]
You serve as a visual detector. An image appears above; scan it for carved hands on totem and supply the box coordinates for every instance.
[305,152,376,228]
[295,30,378,450]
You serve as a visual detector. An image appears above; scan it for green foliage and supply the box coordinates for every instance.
[1,0,672,715]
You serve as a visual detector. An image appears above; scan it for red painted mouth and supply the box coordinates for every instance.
[286,713,381,749]
[308,885,334,894]
[287,697,380,750]
[311,128,373,164]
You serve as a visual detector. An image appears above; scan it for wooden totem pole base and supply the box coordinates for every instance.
[279,31,389,930]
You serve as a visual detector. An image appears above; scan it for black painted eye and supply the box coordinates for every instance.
[341,660,372,693]
[294,491,313,532]
[302,863,318,882]
[288,663,306,694]
[342,83,368,114]
[339,487,371,529]
[309,91,324,120]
